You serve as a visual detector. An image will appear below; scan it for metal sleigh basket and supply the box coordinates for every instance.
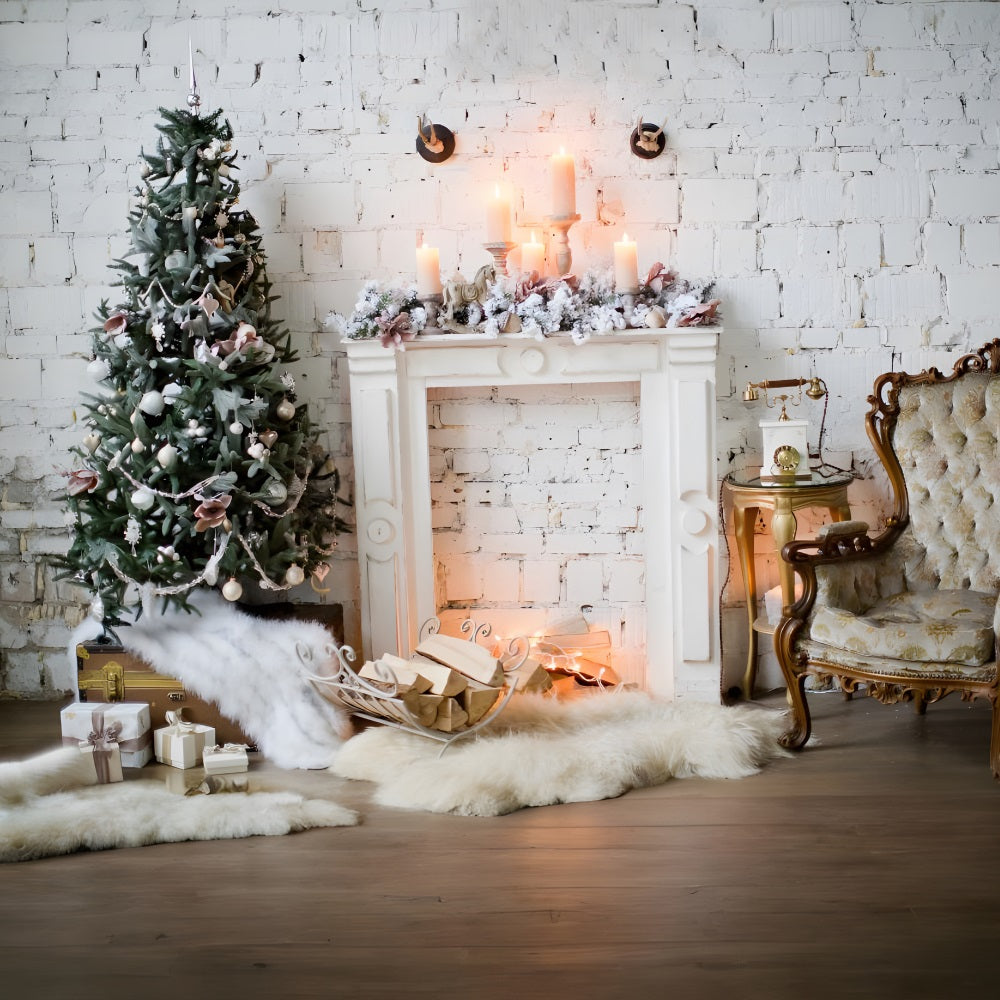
[296,617,531,749]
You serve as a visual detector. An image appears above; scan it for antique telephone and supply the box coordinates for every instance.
[742,376,829,483]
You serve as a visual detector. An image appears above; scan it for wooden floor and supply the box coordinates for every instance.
[2,692,1000,1000]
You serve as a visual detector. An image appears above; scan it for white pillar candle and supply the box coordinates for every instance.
[415,242,442,297]
[613,232,639,293]
[485,184,512,244]
[551,147,576,218]
[520,231,545,276]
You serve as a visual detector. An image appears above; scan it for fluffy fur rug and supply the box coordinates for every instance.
[0,747,357,863]
[331,689,789,816]
[70,591,352,769]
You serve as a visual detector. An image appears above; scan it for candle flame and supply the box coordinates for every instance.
[494,184,500,198]
[623,232,630,242]
[421,241,429,250]
[529,231,537,244]
[560,146,566,156]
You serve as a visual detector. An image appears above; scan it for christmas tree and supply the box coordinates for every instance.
[57,90,348,631]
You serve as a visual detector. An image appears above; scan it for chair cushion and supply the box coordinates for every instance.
[810,589,996,667]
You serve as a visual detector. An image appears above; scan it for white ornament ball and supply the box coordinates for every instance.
[229,421,243,435]
[107,489,118,502]
[139,390,165,416]
[83,432,101,454]
[284,564,305,587]
[644,306,667,329]
[162,382,183,405]
[247,441,267,461]
[155,443,178,470]
[222,578,243,602]
[87,358,111,381]
[263,480,287,505]
[275,398,295,421]
[131,487,155,511]
[131,437,146,454]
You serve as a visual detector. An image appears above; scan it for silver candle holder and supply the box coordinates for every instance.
[419,292,443,330]
[545,214,581,276]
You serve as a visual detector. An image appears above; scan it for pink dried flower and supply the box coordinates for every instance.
[376,311,414,349]
[193,494,233,532]
[66,469,99,496]
[644,263,674,294]
[211,322,259,357]
[677,298,721,327]
[102,313,128,337]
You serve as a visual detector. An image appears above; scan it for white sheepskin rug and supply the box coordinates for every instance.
[0,747,357,863]
[331,688,790,816]
[70,591,352,770]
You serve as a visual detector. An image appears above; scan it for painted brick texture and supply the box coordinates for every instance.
[1,1,999,695]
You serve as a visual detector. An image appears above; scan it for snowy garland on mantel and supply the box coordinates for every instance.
[325,265,721,349]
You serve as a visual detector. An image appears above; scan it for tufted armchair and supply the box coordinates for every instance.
[775,340,1000,777]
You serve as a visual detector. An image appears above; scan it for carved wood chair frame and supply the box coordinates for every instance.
[775,339,1000,777]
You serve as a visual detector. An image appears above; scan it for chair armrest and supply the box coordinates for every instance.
[780,517,908,621]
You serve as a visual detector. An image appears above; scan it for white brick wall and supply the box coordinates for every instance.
[2,1,999,696]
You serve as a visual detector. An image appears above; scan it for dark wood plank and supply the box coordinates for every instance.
[2,693,999,999]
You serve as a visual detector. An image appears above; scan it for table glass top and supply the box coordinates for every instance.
[725,469,855,490]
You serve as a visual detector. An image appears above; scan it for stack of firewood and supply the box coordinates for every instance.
[340,633,552,733]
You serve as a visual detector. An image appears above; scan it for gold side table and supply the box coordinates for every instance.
[723,471,853,700]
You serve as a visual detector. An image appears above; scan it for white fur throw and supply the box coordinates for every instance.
[331,689,790,816]
[0,747,357,863]
[70,591,352,770]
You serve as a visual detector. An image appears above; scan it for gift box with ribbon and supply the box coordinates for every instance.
[60,701,152,768]
[153,709,215,769]
[77,707,125,784]
[202,743,250,775]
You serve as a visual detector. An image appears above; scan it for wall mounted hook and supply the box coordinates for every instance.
[630,116,667,159]
[416,114,456,163]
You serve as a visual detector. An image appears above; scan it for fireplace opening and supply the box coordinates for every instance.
[427,381,646,686]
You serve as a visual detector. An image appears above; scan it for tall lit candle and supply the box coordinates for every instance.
[521,231,545,276]
[485,184,512,244]
[613,232,639,293]
[415,242,442,297]
[550,147,576,218]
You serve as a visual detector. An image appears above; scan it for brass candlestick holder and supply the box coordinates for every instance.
[483,241,516,277]
[545,214,581,276]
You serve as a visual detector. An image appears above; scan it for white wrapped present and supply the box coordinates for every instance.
[202,743,249,775]
[153,709,215,769]
[60,701,152,768]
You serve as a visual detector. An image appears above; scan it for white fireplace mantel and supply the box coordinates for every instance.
[344,328,721,701]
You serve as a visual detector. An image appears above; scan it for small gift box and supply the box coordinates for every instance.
[202,743,250,775]
[153,709,215,769]
[77,707,124,784]
[61,701,152,768]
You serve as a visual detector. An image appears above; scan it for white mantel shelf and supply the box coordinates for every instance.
[344,327,722,702]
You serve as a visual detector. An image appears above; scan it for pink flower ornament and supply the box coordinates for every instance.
[677,299,721,327]
[66,469,99,496]
[102,313,128,338]
[193,494,233,532]
[376,311,414,349]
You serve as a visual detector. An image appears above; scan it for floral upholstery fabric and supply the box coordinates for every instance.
[810,589,995,666]
[800,373,999,678]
